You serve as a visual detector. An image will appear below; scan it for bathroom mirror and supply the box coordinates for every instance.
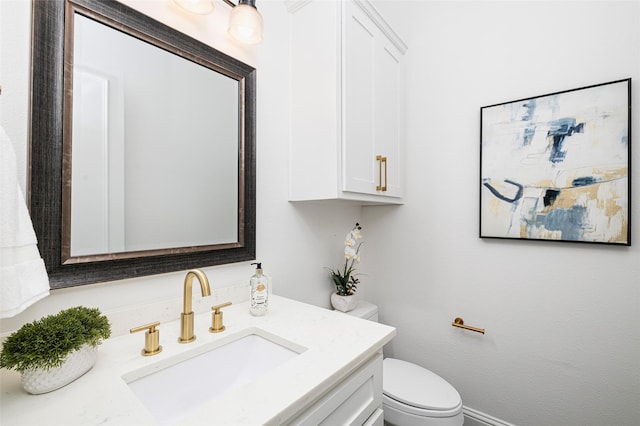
[29,0,256,289]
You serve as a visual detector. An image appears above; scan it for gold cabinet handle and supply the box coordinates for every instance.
[376,155,383,191]
[376,155,388,192]
[381,156,387,192]
[452,317,485,334]
[210,302,232,333]
[130,321,163,356]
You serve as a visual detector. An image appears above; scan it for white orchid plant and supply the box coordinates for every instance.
[329,223,363,296]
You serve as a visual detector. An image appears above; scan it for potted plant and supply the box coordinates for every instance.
[0,306,111,394]
[328,223,363,312]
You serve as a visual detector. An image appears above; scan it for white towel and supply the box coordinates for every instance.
[0,125,49,318]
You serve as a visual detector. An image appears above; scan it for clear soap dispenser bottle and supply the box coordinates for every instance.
[250,262,268,316]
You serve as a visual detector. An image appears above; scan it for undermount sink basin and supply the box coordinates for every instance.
[122,328,304,424]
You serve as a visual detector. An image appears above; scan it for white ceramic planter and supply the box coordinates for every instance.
[21,344,98,394]
[331,293,358,312]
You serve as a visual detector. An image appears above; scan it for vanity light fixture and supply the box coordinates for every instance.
[173,0,215,15]
[173,0,263,45]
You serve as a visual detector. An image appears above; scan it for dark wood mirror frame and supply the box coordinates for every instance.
[29,0,256,289]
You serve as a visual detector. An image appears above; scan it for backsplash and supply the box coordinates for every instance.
[0,284,251,341]
[106,284,251,337]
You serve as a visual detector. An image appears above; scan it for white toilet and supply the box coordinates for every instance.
[342,301,464,426]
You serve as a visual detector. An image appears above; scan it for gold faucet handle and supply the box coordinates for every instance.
[130,321,163,356]
[210,302,232,333]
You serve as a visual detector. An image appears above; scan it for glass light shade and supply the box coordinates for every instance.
[228,4,263,45]
[173,0,214,15]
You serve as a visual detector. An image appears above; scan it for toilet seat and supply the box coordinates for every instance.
[383,393,462,418]
[383,358,462,418]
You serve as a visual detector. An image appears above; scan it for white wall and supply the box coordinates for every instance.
[2,1,639,425]
[0,0,31,195]
[363,1,640,425]
[0,0,361,332]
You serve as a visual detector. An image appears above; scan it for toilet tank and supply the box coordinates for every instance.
[345,301,378,322]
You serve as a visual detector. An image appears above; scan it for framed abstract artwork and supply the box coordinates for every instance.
[480,79,631,245]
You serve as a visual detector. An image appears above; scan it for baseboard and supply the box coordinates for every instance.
[463,406,517,426]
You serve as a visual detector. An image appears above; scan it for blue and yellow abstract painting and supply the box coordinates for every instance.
[480,79,631,245]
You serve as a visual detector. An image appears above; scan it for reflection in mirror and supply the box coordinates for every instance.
[29,0,256,289]
[70,13,238,257]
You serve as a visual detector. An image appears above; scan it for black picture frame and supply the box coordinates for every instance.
[480,79,631,245]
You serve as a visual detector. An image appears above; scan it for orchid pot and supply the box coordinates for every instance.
[328,223,363,312]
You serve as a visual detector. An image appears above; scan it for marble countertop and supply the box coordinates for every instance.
[0,295,395,425]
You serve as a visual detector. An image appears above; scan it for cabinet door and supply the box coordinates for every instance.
[374,36,403,198]
[342,2,376,196]
[342,2,403,198]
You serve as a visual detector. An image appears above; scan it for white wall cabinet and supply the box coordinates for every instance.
[288,0,407,204]
[286,353,384,425]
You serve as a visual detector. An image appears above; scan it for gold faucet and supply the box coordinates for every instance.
[178,269,211,343]
[130,321,163,356]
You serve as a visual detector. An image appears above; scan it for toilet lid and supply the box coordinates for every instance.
[383,358,461,411]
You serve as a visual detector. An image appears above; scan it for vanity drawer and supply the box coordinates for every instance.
[363,408,384,426]
[287,353,383,426]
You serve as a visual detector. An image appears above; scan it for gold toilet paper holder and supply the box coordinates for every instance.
[452,317,485,334]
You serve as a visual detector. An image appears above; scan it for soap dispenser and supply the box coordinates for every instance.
[250,262,268,316]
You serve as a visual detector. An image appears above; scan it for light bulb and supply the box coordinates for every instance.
[173,0,214,15]
[228,3,263,44]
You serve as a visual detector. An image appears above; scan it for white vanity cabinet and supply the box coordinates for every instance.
[288,0,407,204]
[287,353,384,426]
[0,296,396,426]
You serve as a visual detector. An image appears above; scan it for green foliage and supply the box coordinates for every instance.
[329,261,361,296]
[0,307,111,373]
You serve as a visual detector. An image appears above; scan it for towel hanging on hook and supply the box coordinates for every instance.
[0,125,50,318]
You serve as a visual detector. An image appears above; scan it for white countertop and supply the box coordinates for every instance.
[0,295,395,425]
